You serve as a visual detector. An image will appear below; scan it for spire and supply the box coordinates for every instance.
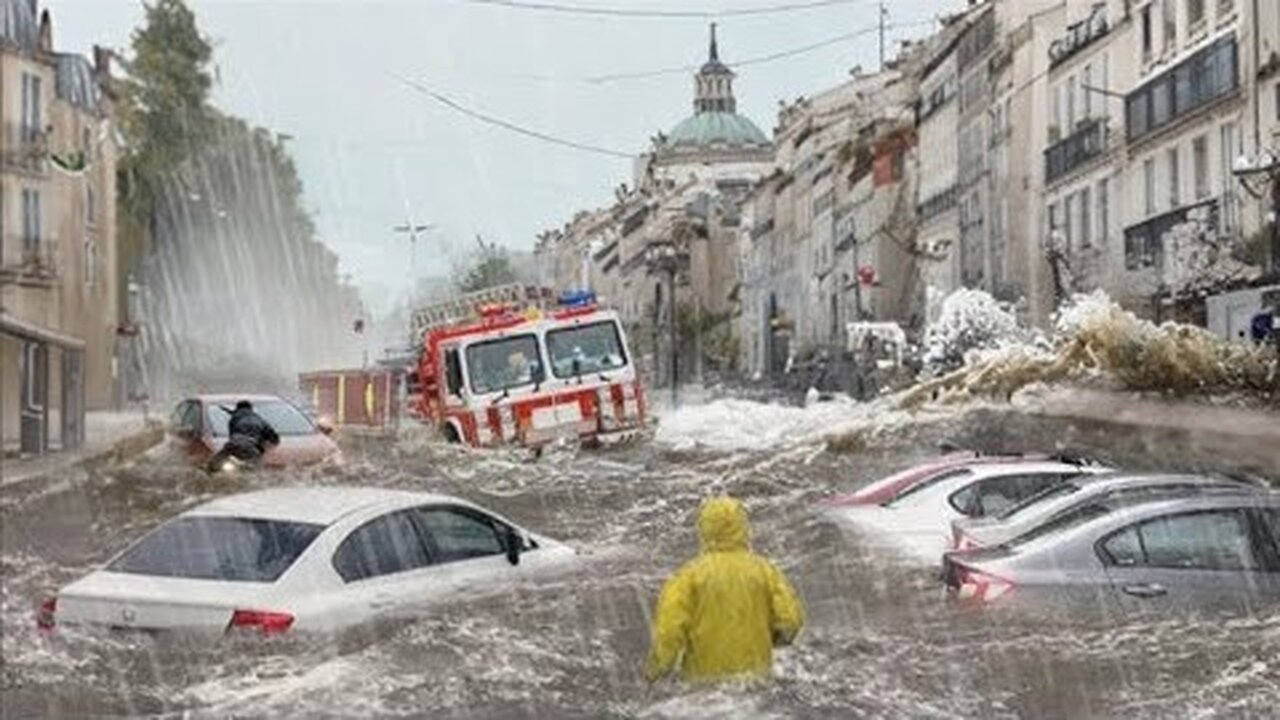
[693,23,735,114]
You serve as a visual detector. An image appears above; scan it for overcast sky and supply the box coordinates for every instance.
[45,0,962,315]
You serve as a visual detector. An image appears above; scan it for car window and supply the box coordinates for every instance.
[206,400,316,437]
[1100,525,1144,566]
[108,517,324,582]
[546,320,628,378]
[333,510,432,582]
[997,481,1082,520]
[414,507,505,563]
[950,473,1070,518]
[1101,511,1259,571]
[1010,502,1113,548]
[883,468,973,507]
[444,348,463,396]
[172,401,200,432]
[1264,510,1280,557]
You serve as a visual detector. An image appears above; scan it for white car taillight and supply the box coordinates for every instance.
[954,567,1015,603]
[226,609,294,636]
[35,595,57,632]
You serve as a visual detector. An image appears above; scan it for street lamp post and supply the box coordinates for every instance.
[645,236,690,408]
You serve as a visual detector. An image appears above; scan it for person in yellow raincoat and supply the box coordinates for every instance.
[645,496,805,682]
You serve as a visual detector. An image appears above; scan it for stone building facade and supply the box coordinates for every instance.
[1,0,118,456]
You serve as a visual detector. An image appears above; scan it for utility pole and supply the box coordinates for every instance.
[393,221,435,271]
[878,0,887,71]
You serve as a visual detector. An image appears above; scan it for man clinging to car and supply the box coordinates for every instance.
[645,495,805,683]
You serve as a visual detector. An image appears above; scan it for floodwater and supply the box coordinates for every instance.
[2,403,1278,719]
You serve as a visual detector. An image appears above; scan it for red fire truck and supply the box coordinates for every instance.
[408,284,647,448]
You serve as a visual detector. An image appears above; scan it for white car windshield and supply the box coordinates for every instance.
[108,517,324,582]
[207,401,316,437]
[546,321,627,379]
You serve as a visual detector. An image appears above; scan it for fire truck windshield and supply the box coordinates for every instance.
[547,321,627,379]
[465,334,544,395]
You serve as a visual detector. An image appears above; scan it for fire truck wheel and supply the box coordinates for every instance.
[442,424,462,444]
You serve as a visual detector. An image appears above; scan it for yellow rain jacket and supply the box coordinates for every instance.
[645,497,805,682]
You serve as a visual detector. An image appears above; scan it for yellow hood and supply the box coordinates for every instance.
[697,496,750,553]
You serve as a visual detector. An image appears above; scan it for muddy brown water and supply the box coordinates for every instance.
[2,409,1277,719]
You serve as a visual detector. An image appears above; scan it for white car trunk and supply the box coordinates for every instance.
[57,572,282,633]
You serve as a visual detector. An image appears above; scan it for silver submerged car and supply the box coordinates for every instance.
[942,493,1280,613]
[949,473,1264,551]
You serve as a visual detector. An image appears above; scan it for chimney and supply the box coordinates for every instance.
[38,9,52,52]
[93,45,111,76]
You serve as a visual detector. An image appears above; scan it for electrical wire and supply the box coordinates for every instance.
[458,0,869,19]
[585,17,938,83]
[390,74,634,158]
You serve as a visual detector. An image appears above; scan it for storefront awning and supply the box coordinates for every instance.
[0,313,86,350]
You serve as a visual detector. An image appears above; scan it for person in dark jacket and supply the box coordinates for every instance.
[227,400,280,450]
[207,400,279,471]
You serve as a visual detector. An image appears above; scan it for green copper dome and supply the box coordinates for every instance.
[668,111,769,148]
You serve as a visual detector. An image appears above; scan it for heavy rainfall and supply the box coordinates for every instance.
[2,0,1279,718]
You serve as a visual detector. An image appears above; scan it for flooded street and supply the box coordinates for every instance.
[4,403,1278,719]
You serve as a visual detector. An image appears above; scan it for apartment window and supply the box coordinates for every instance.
[86,185,97,225]
[84,239,98,288]
[1162,0,1176,53]
[1166,147,1180,207]
[1144,158,1157,215]
[21,188,42,253]
[20,73,42,141]
[1275,82,1279,120]
[1187,0,1205,29]
[1079,187,1092,248]
[1140,6,1153,61]
[1097,178,1110,246]
[1219,121,1238,229]
[1192,135,1210,199]
[1067,76,1078,128]
[1048,202,1061,235]
[1051,84,1062,139]
[1083,65,1093,119]
[1065,193,1076,250]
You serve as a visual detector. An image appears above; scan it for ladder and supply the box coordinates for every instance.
[409,284,553,339]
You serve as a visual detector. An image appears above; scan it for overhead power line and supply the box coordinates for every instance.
[391,74,634,159]
[586,17,938,83]
[459,0,868,18]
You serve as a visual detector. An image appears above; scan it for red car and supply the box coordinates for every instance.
[821,451,1059,508]
[168,394,341,469]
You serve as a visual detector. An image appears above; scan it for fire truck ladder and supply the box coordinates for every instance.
[410,284,553,338]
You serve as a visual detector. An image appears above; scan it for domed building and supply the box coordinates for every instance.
[644,25,774,185]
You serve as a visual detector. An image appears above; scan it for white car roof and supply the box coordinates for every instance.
[963,461,1108,478]
[185,487,465,526]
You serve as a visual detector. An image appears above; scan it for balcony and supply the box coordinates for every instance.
[0,240,58,287]
[1045,117,1108,184]
[1123,197,1219,272]
[1125,34,1239,143]
[1,123,49,174]
[918,185,958,222]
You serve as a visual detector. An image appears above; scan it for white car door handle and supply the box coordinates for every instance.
[1122,583,1168,598]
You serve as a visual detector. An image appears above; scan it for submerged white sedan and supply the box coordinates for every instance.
[39,487,576,635]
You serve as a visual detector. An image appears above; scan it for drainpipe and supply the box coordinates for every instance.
[1252,0,1262,155]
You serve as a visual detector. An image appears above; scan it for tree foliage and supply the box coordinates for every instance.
[117,0,214,222]
[457,238,519,293]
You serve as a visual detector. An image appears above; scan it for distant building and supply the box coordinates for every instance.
[1,0,119,457]
[538,25,773,383]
